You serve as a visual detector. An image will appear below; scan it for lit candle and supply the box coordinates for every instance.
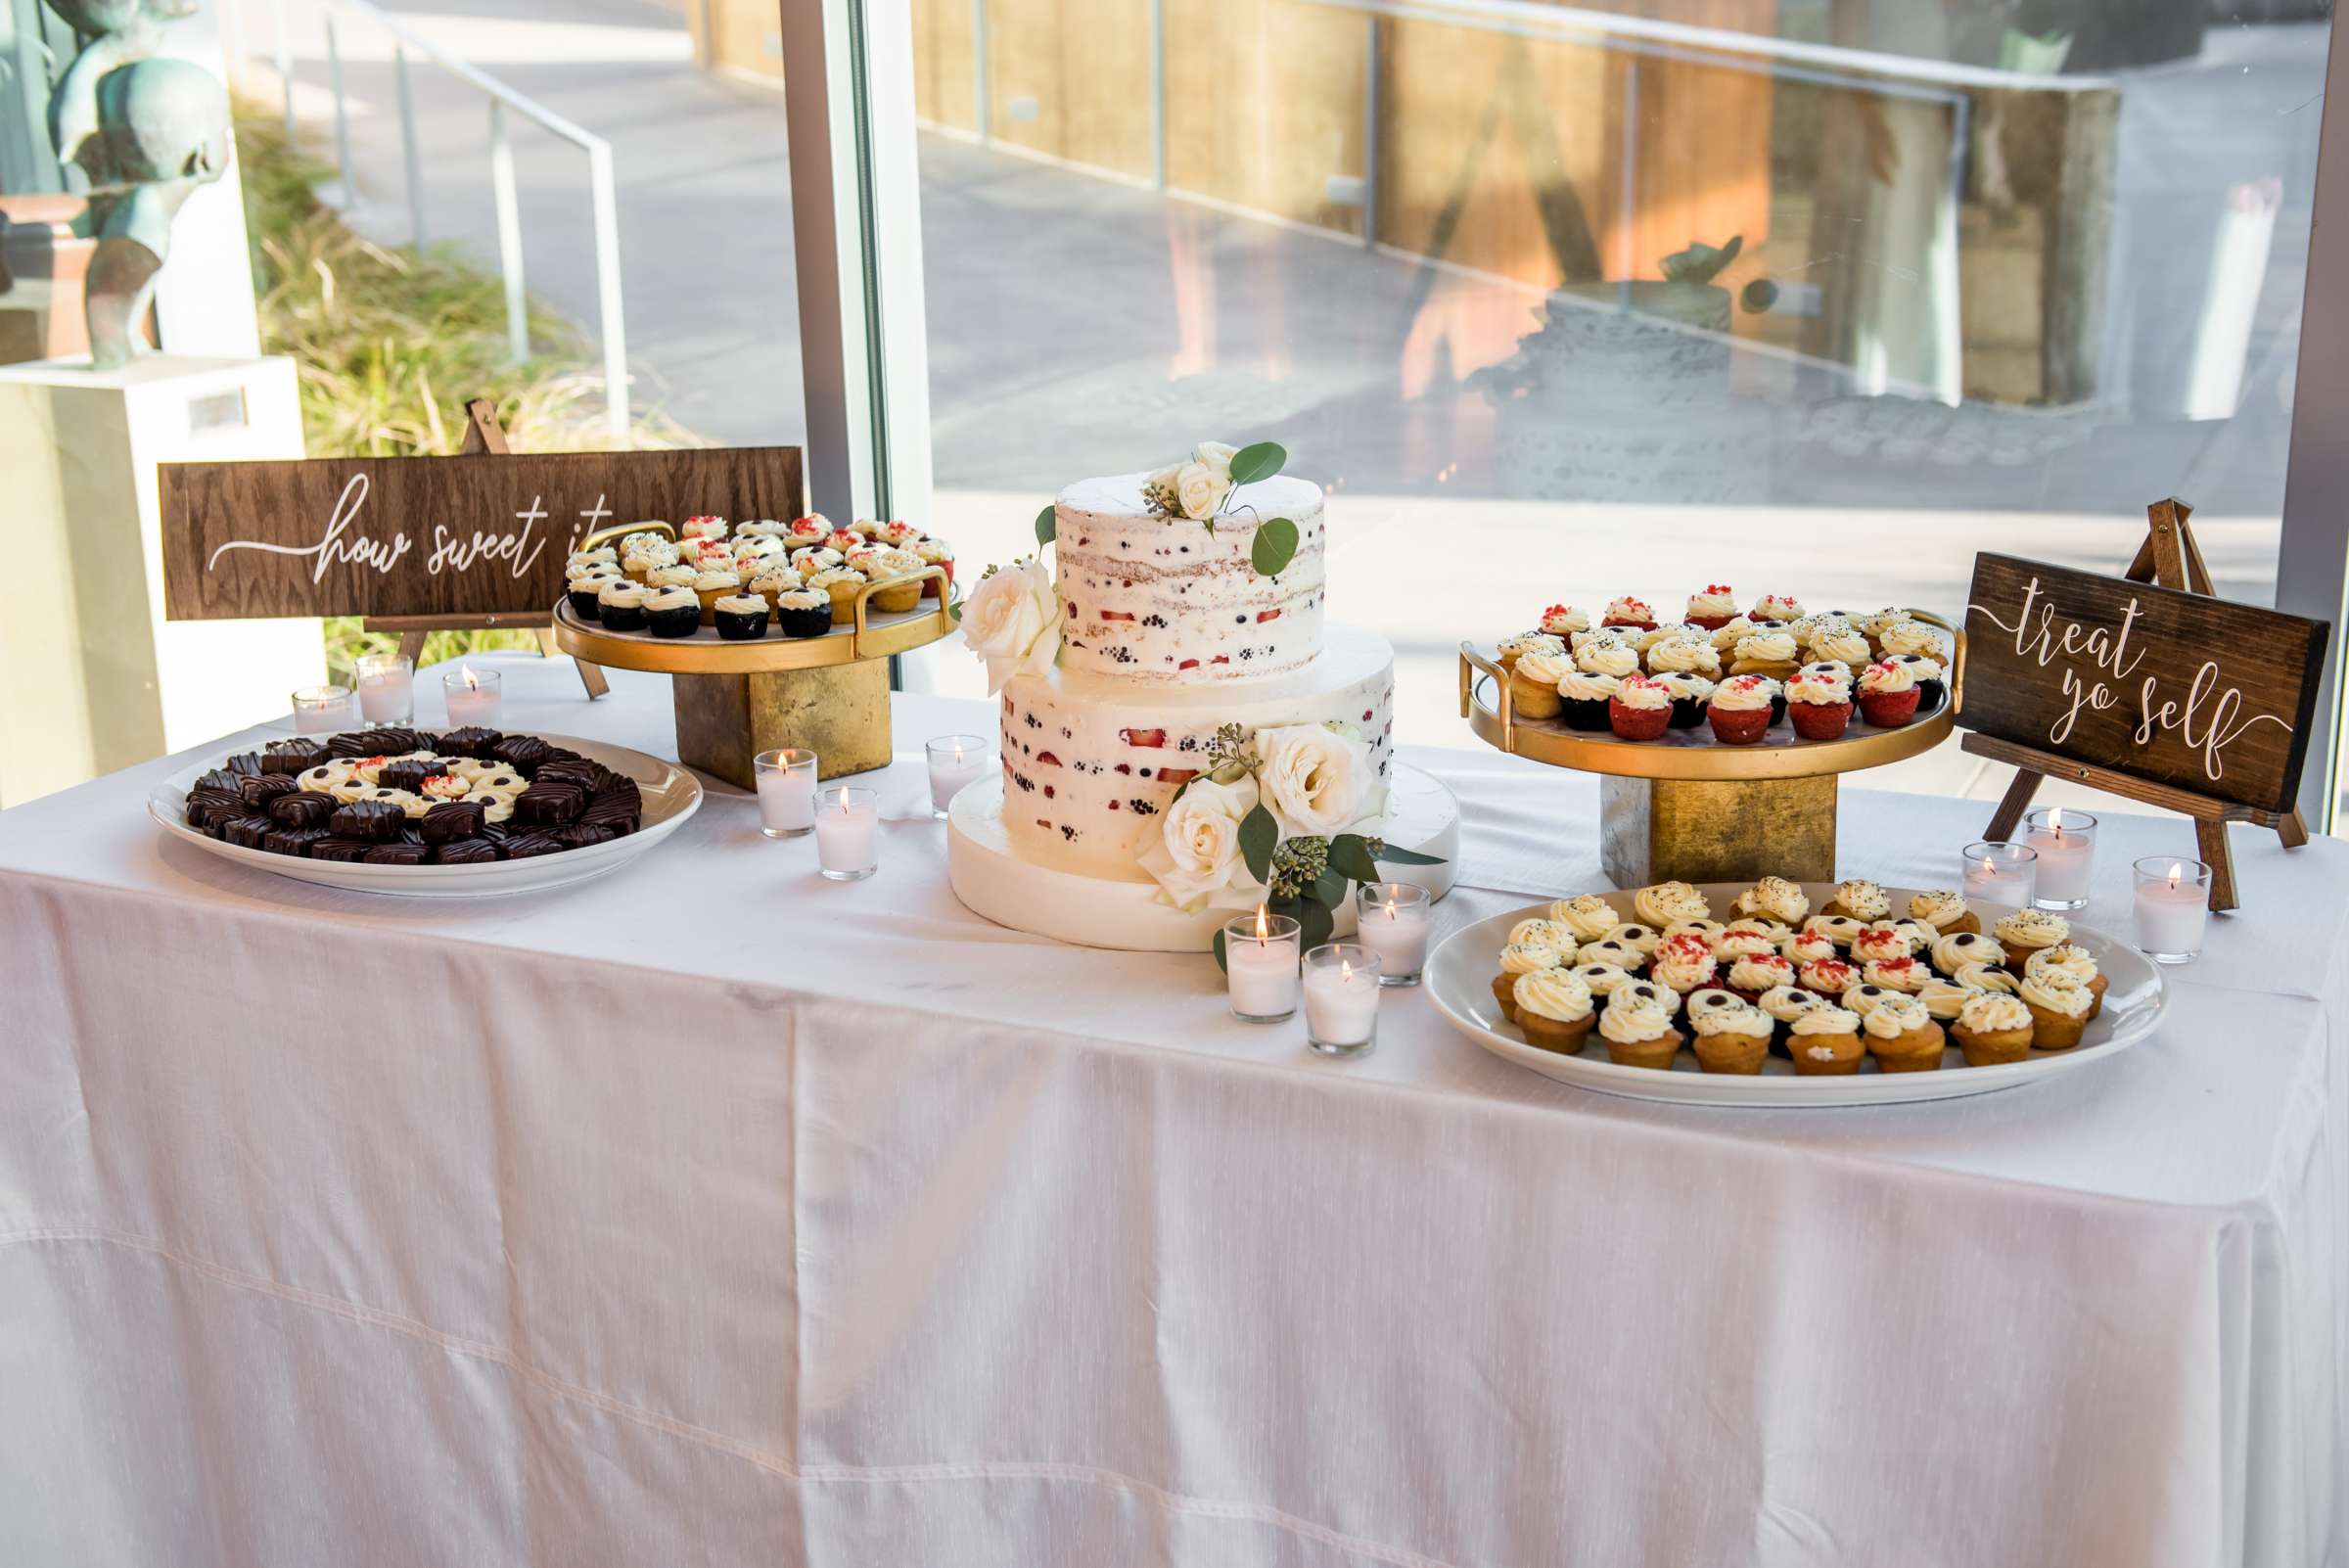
[925,733,991,818]
[2024,807,2097,910]
[355,653,414,727]
[814,785,879,881]
[754,748,818,839]
[291,684,357,735]
[1353,882,1430,987]
[1303,942,1383,1056]
[1960,840,2038,907]
[441,665,503,729]
[1223,906,1302,1023]
[2133,856,2211,963]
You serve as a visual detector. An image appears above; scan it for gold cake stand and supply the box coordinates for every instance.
[552,566,957,786]
[1458,611,1960,886]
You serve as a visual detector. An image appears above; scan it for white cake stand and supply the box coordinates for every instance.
[947,761,1461,952]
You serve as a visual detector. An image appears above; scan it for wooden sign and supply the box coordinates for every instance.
[160,445,804,622]
[1958,551,2326,817]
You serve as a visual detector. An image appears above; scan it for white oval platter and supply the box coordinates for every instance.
[147,732,701,899]
[1426,882,2167,1107]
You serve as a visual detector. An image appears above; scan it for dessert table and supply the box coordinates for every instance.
[2,653,2341,1568]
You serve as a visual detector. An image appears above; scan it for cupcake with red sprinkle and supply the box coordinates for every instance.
[1784,662,1854,741]
[1752,592,1805,624]
[1600,595,1658,632]
[1608,674,1675,741]
[1540,604,1589,638]
[1858,659,1921,727]
[1707,673,1776,745]
[1684,584,1740,631]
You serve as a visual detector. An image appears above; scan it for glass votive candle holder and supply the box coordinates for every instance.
[1960,840,2038,909]
[1353,882,1430,987]
[925,733,990,818]
[354,651,415,727]
[2133,855,2212,964]
[1302,942,1383,1056]
[1221,908,1302,1023]
[753,748,819,839]
[291,684,357,735]
[440,665,502,730]
[813,784,879,881]
[2023,807,2096,910]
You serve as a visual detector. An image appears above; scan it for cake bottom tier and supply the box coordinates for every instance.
[999,622,1396,880]
[947,762,1460,952]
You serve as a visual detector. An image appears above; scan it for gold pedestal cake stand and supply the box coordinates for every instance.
[1457,612,1959,886]
[552,567,956,786]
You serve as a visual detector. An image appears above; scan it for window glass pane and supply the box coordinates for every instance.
[902,0,2329,802]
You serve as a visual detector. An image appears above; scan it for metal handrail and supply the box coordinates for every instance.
[257,0,631,441]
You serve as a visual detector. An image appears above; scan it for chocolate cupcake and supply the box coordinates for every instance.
[643,585,702,638]
[597,579,651,632]
[713,592,771,640]
[567,575,613,621]
[1651,670,1714,730]
[773,587,834,640]
[1556,670,1619,732]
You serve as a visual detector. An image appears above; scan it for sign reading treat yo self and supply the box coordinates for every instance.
[160,446,804,622]
[1958,551,2328,817]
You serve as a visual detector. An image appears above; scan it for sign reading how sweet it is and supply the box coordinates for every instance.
[1958,552,2328,816]
[160,446,804,622]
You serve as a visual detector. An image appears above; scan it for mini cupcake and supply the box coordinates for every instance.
[643,584,703,637]
[1862,956,1930,994]
[878,520,927,548]
[1752,592,1805,623]
[1798,958,1860,998]
[1731,629,1801,691]
[1909,889,1978,935]
[1850,923,1916,967]
[1857,660,1921,727]
[1497,631,1564,671]
[1784,664,1853,741]
[1549,893,1625,943]
[680,515,728,541]
[1646,636,1722,680]
[1886,652,1947,709]
[735,518,790,539]
[774,586,836,639]
[1727,953,1794,1003]
[1648,933,1719,995]
[1577,938,1646,975]
[790,545,846,576]
[1688,995,1773,1074]
[867,548,930,613]
[1992,908,2069,974]
[645,563,699,591]
[713,592,771,640]
[731,534,788,569]
[1512,969,1597,1053]
[622,538,680,580]
[1953,992,2036,1066]
[1820,878,1886,922]
[913,538,957,597]
[1600,595,1657,632]
[1856,606,1909,647]
[1707,673,1775,745]
[1863,993,1946,1073]
[1493,940,1564,1019]
[1603,922,1664,962]
[1598,991,1683,1071]
[692,567,743,623]
[1509,917,1578,953]
[1575,637,1642,680]
[1914,979,1976,1028]
[1633,880,1710,930]
[1650,671,1715,730]
[2026,943,2107,1019]
[1737,875,1811,926]
[785,514,832,550]
[826,528,864,553]
[566,570,618,621]
[1930,930,2004,976]
[1783,926,1839,969]
[1571,961,1635,1000]
[1714,925,1782,963]
[1810,624,1874,669]
[2017,973,2094,1049]
[1608,675,1674,741]
[1508,648,1574,722]
[806,566,868,618]
[1707,615,1756,656]
[1683,584,1740,631]
[596,580,651,632]
[748,566,804,606]
[1788,1005,1866,1075]
[1877,617,1944,664]
[1953,962,2019,995]
[844,545,891,577]
[1540,603,1589,638]
[1758,983,1827,1045]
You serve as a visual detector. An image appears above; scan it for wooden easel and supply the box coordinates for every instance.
[358,397,610,700]
[1965,498,2308,911]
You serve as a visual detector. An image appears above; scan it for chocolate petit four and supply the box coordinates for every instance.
[376,760,438,794]
[185,788,247,830]
[431,840,499,865]
[219,752,265,776]
[550,823,611,849]
[308,838,375,862]
[261,738,326,774]
[512,782,584,826]
[220,814,274,849]
[238,773,299,809]
[326,731,381,760]
[437,726,505,761]
[268,791,336,829]
[327,799,406,842]
[501,832,565,859]
[492,735,551,772]
[419,801,485,845]
[262,826,331,857]
[362,843,431,865]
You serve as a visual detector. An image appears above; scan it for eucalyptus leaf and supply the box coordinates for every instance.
[1298,898,1335,954]
[1313,866,1351,910]
[1227,440,1286,487]
[1213,927,1228,975]
[1326,833,1381,885]
[1250,517,1300,577]
[1239,805,1279,886]
[948,599,963,623]
[1375,843,1446,866]
[1034,504,1057,545]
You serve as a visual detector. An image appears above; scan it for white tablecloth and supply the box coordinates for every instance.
[2,653,2342,1567]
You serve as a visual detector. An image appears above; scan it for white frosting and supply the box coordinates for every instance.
[1053,472,1325,683]
[1000,623,1394,878]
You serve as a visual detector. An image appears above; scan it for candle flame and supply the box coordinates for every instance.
[2168,861,2184,888]
[2048,806,2063,835]
[461,665,480,692]
[1254,904,1269,945]
[837,786,852,812]
[1341,958,1354,983]
[1384,894,1398,920]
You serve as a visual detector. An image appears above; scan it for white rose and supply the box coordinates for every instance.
[1194,440,1238,483]
[1175,461,1225,522]
[960,556,1061,695]
[1254,722,1377,837]
[1138,773,1265,912]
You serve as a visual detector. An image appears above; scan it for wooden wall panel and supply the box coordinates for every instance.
[1163,0,1367,230]
[988,0,1155,178]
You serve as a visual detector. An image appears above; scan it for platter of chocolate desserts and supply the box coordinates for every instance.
[148,727,701,898]
[1424,876,2167,1107]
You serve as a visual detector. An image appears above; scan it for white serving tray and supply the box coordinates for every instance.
[148,732,701,899]
[1426,882,2166,1106]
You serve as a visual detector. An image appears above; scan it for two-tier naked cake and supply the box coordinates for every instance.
[946,464,1457,951]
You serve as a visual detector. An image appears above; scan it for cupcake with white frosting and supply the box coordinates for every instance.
[1512,968,1596,1053]
[1508,647,1574,722]
[1684,583,1741,631]
[1607,675,1674,742]
[1686,993,1773,1075]
[1908,889,1977,936]
[1598,990,1682,1071]
[2017,973,2094,1049]
[1497,630,1563,671]
[1863,992,1946,1073]
[1600,595,1658,632]
[1493,940,1563,1020]
[596,579,650,632]
[1788,1004,1865,1076]
[1706,673,1776,745]
[1857,659,1920,727]
[1540,604,1589,638]
[713,592,771,640]
[1633,880,1710,930]
[1555,669,1620,733]
[1650,670,1716,729]
[1953,992,2036,1066]
[774,586,835,639]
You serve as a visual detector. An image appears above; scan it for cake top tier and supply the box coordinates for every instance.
[1053,472,1326,685]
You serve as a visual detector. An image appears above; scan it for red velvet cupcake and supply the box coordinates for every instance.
[1857,660,1922,727]
[1683,583,1739,631]
[1785,664,1854,741]
[1707,673,1775,745]
[1599,594,1658,633]
[1608,675,1675,741]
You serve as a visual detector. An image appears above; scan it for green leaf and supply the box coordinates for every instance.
[1375,843,1445,866]
[1313,866,1351,910]
[1227,441,1286,487]
[1297,897,1335,954]
[1212,927,1228,974]
[1326,833,1381,885]
[947,598,963,623]
[1250,517,1300,576]
[1035,504,1056,545]
[1238,805,1279,887]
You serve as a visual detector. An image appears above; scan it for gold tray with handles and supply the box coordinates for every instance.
[1456,609,1962,782]
[552,554,959,676]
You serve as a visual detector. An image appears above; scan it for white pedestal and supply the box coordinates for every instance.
[0,355,317,807]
